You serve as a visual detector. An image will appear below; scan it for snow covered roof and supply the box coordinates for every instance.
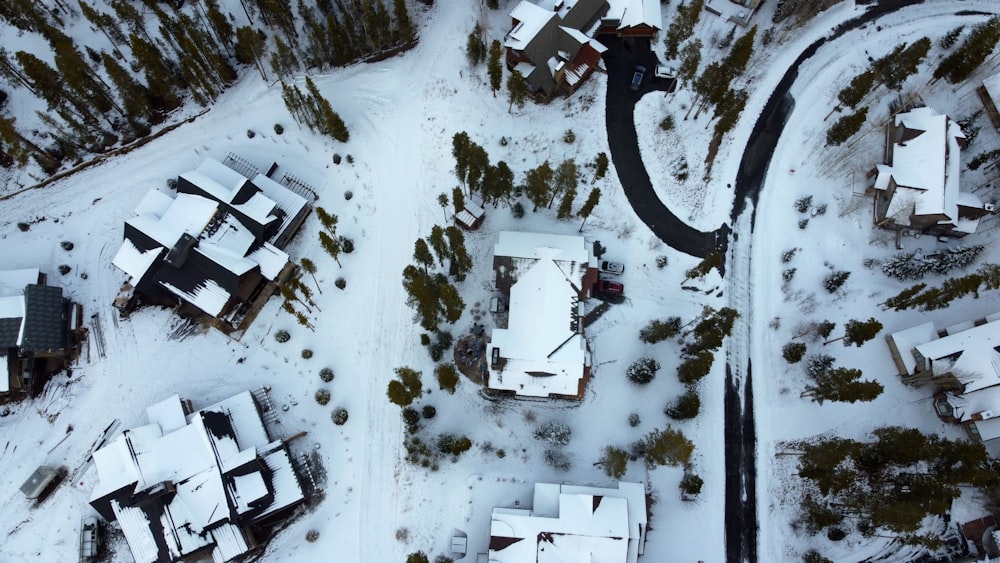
[0,269,39,296]
[112,239,163,284]
[494,231,590,263]
[127,191,219,248]
[489,481,646,563]
[250,173,309,243]
[612,0,662,30]
[983,72,1000,107]
[488,232,592,398]
[881,107,965,223]
[507,1,555,51]
[161,278,231,317]
[91,391,304,563]
[890,313,1000,393]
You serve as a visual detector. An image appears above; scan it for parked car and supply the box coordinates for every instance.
[596,280,624,295]
[655,65,676,79]
[630,66,646,91]
[600,261,625,275]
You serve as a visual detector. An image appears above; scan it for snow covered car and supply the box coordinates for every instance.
[600,261,625,275]
[630,66,646,91]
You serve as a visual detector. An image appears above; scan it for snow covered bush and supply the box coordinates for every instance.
[274,329,291,343]
[340,236,355,254]
[406,551,430,563]
[319,367,335,382]
[534,421,572,445]
[626,357,661,385]
[246,129,256,138]
[305,530,319,542]
[643,427,694,468]
[628,413,641,427]
[598,446,629,479]
[273,123,284,134]
[435,364,459,394]
[639,317,681,343]
[665,389,700,420]
[301,349,313,359]
[782,342,807,363]
[782,268,796,283]
[543,449,571,471]
[656,255,669,269]
[512,202,525,218]
[822,270,850,293]
[680,473,704,497]
[315,389,331,405]
[335,277,346,290]
[794,196,812,213]
[402,407,421,430]
[436,433,472,457]
[781,248,798,263]
[677,351,713,384]
[422,405,436,419]
[882,246,985,280]
[60,240,74,251]
[331,407,349,426]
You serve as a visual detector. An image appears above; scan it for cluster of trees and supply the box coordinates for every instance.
[663,0,704,60]
[826,38,931,146]
[800,353,882,403]
[281,77,349,142]
[279,269,321,330]
[405,222,470,330]
[464,26,504,96]
[387,366,424,407]
[0,0,410,174]
[316,207,349,266]
[684,252,724,282]
[796,427,990,543]
[882,262,1000,311]
[449,131,604,229]
[677,307,739,384]
[881,245,985,280]
[597,426,695,479]
[933,16,1000,85]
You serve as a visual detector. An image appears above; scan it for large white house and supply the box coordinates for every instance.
[488,481,648,563]
[887,312,1000,456]
[868,106,990,238]
[89,391,305,563]
[486,231,596,399]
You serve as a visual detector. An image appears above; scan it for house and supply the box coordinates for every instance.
[867,106,991,238]
[504,0,611,99]
[488,481,648,563]
[454,195,486,230]
[977,72,1000,131]
[0,269,84,400]
[486,231,597,399]
[702,0,763,27]
[887,313,1000,456]
[112,158,310,329]
[89,391,305,563]
[599,0,662,38]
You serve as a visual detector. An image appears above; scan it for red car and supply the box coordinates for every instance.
[596,280,624,295]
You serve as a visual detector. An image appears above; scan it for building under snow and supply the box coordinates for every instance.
[112,157,310,329]
[0,268,83,400]
[503,0,661,100]
[488,481,648,562]
[978,71,1000,131]
[486,231,596,399]
[867,106,991,238]
[887,312,1000,456]
[89,391,305,563]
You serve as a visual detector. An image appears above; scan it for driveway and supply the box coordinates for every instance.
[600,35,728,260]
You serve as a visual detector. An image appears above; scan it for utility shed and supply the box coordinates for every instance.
[20,465,60,500]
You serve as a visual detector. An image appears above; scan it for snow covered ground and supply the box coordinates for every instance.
[1,1,1000,562]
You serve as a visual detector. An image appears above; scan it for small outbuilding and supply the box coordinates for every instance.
[20,465,62,501]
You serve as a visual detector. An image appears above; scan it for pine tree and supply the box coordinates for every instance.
[507,70,528,112]
[435,364,460,394]
[387,379,414,406]
[593,152,609,182]
[488,39,503,96]
[392,0,414,42]
[557,187,577,219]
[300,258,322,294]
[236,26,268,80]
[445,226,473,280]
[319,231,342,265]
[466,25,485,66]
[644,427,695,468]
[270,37,300,78]
[598,446,629,479]
[452,131,470,184]
[316,207,339,232]
[826,107,867,146]
[428,225,449,266]
[640,317,682,343]
[677,40,702,89]
[465,142,489,192]
[402,265,441,330]
[413,239,434,272]
[452,186,465,214]
[524,161,553,211]
[551,159,578,208]
[577,188,601,231]
[677,350,714,384]
[933,17,1000,84]
[626,357,661,385]
[482,161,514,206]
[838,318,883,347]
[782,342,807,363]
[395,366,423,397]
[665,388,701,420]
[101,52,153,125]
[837,70,875,109]
[723,26,756,77]
[129,34,182,112]
[822,270,851,292]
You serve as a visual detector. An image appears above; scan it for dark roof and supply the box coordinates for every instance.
[21,284,66,352]
[0,317,22,350]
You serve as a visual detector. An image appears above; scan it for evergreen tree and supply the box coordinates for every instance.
[782,342,807,363]
[507,70,528,112]
[465,25,485,66]
[640,317,682,343]
[644,427,695,468]
[236,26,268,80]
[524,161,553,211]
[677,350,714,384]
[387,379,414,406]
[557,187,577,219]
[712,88,748,137]
[392,0,414,42]
[413,238,434,272]
[933,17,1000,84]
[826,107,867,146]
[452,131,471,184]
[435,364,460,394]
[626,357,661,385]
[663,0,704,59]
[839,318,883,347]
[822,270,851,292]
[428,225,449,266]
[319,231,342,265]
[129,33,182,112]
[837,70,876,109]
[445,226,473,280]
[940,25,964,49]
[551,159,578,208]
[677,40,702,89]
[270,36,300,78]
[451,186,465,214]
[577,188,601,231]
[665,388,700,420]
[402,265,441,330]
[482,161,514,206]
[598,446,629,479]
[102,52,153,124]
[593,152,609,182]
[465,141,489,192]
[488,40,503,96]
[723,26,757,77]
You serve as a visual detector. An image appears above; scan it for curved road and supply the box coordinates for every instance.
[600,1,962,562]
